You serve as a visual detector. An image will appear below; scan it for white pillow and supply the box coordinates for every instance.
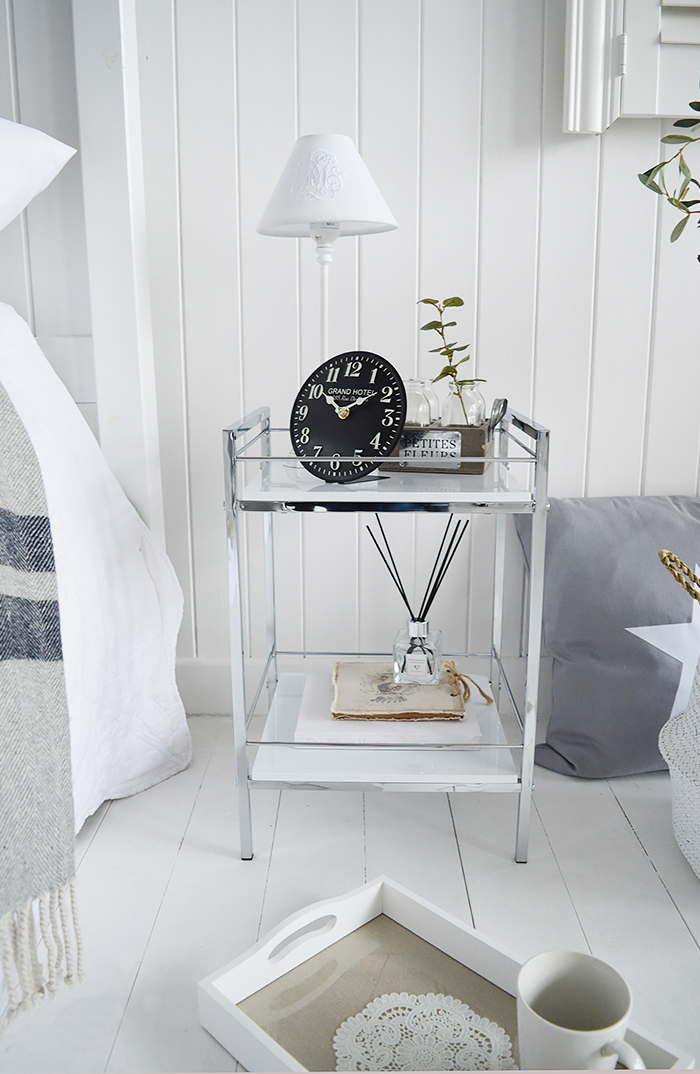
[0,116,76,231]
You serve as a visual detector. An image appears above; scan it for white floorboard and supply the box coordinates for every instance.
[1,715,699,1072]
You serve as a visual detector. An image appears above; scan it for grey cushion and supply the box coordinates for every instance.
[514,496,700,778]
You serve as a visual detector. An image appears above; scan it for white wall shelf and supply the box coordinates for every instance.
[223,407,549,864]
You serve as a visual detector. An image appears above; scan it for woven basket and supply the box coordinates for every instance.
[658,551,700,880]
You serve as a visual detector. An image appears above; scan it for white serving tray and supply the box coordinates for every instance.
[197,877,695,1072]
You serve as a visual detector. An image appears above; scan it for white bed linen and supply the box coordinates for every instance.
[0,303,192,831]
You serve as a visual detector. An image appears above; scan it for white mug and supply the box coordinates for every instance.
[516,950,646,1070]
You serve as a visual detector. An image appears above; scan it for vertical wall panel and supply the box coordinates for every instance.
[533,0,600,498]
[135,0,195,664]
[585,119,660,497]
[0,0,92,404]
[643,165,700,497]
[0,1,30,321]
[13,0,89,340]
[175,0,238,665]
[477,0,544,413]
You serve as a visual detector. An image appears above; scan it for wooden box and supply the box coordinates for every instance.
[380,423,494,475]
[197,876,695,1072]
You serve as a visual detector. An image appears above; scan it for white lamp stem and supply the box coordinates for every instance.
[312,225,338,364]
[320,258,330,364]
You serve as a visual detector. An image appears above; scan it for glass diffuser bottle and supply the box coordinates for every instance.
[394,619,443,685]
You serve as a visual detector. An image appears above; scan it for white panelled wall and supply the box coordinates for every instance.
[2,1,699,714]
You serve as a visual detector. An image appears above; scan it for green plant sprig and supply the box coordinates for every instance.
[418,296,484,425]
[638,101,700,257]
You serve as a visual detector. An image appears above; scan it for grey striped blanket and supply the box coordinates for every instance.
[0,380,82,1030]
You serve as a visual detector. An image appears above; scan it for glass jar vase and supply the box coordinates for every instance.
[404,379,432,426]
[441,380,486,427]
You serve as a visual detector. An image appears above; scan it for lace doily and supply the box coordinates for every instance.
[333,991,517,1071]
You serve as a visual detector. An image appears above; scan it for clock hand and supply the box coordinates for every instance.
[344,392,377,410]
[322,392,350,419]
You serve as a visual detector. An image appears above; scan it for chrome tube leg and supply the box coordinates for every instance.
[491,512,507,707]
[263,512,278,706]
[515,429,549,863]
[261,411,277,710]
[224,428,254,860]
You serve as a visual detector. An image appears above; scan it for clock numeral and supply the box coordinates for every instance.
[313,445,323,456]
[382,408,395,427]
[368,368,378,384]
[369,432,382,451]
[299,427,310,445]
[326,367,340,383]
[352,449,364,466]
[329,454,341,471]
[309,384,324,399]
[344,360,362,378]
[381,385,393,402]
[297,404,308,420]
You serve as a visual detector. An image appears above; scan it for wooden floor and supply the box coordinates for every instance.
[1,714,700,1073]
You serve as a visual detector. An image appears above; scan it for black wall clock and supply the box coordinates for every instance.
[290,351,407,482]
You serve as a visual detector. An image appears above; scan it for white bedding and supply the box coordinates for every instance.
[0,302,192,831]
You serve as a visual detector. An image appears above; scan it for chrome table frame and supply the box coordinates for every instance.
[223,407,549,863]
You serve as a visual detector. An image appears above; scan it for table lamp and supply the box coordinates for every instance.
[257,133,398,362]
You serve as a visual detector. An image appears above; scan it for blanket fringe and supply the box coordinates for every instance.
[0,878,83,1034]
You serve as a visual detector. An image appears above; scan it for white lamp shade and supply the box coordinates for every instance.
[257,133,398,237]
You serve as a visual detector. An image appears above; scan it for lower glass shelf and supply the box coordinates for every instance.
[248,671,520,790]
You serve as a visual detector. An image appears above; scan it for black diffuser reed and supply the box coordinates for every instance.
[366,514,470,622]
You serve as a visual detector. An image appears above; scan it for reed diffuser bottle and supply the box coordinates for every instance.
[366,514,469,686]
[393,620,443,685]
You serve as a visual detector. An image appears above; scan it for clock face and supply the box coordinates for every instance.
[290,351,407,482]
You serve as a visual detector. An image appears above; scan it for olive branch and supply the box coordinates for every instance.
[418,295,484,426]
[638,100,700,258]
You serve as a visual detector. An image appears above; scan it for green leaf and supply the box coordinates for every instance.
[681,199,700,208]
[690,101,700,111]
[438,365,457,377]
[417,298,439,305]
[674,117,699,127]
[681,156,692,179]
[443,321,457,328]
[661,134,693,144]
[442,296,464,307]
[420,320,442,331]
[639,168,664,193]
[679,177,690,199]
[432,371,448,383]
[670,214,690,242]
[455,355,471,366]
[452,345,470,352]
[428,346,445,353]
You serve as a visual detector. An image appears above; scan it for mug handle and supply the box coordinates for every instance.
[601,1038,646,1069]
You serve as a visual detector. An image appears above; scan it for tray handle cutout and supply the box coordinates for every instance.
[267,914,338,964]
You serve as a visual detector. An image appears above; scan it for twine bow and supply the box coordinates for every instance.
[445,661,493,705]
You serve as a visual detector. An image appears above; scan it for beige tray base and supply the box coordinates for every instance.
[238,914,518,1072]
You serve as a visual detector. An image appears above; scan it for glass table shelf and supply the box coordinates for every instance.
[249,671,520,789]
